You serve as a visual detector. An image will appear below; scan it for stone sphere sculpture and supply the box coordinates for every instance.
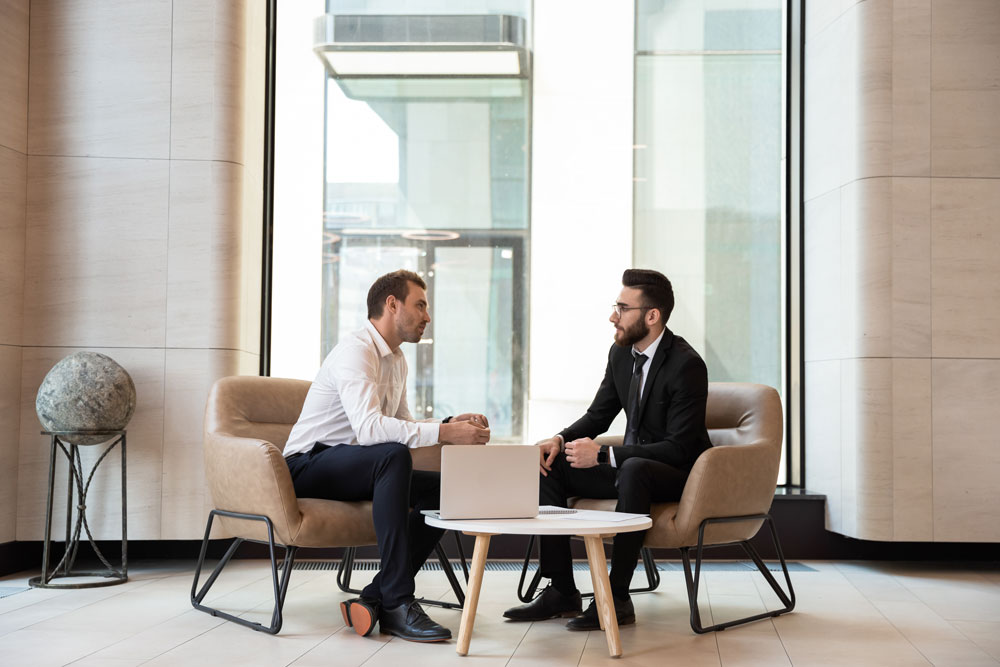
[35,352,137,446]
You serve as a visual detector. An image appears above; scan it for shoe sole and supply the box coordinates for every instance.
[566,615,636,632]
[342,600,377,637]
[503,609,581,622]
[380,628,451,643]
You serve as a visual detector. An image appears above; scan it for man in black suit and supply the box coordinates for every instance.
[504,269,712,629]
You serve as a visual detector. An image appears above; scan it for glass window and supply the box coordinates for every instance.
[634,0,787,475]
[273,2,530,442]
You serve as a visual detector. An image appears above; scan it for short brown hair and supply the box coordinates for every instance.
[367,270,427,319]
[622,269,674,323]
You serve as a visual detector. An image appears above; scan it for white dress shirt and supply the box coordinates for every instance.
[283,320,441,457]
[558,328,665,468]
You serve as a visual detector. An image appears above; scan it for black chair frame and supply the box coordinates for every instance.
[680,513,796,633]
[190,509,469,634]
[336,532,470,610]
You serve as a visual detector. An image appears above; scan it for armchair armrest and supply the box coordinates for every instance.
[672,442,779,545]
[204,431,303,544]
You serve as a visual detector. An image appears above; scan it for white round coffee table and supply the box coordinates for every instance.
[423,511,652,658]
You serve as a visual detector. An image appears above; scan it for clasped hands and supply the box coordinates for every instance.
[536,436,600,476]
[439,413,491,445]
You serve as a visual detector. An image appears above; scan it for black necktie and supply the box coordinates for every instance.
[623,352,647,446]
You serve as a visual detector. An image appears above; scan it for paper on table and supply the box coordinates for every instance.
[539,505,649,522]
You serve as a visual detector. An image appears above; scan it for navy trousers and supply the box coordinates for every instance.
[286,442,443,609]
[538,452,688,599]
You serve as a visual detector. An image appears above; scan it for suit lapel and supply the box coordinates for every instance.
[636,329,673,420]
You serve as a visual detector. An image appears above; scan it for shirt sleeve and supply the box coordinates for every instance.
[332,344,439,448]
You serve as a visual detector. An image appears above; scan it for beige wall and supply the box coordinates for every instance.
[2,0,264,542]
[804,0,1000,541]
[0,0,29,544]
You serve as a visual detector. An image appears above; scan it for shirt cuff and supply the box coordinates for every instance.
[418,421,440,447]
[609,446,618,468]
[554,434,565,450]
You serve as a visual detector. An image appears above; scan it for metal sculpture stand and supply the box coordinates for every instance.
[29,430,128,589]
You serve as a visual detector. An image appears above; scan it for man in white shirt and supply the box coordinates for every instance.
[284,270,490,642]
[503,269,712,630]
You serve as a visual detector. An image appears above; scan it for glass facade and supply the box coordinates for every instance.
[321,76,529,440]
[634,1,785,399]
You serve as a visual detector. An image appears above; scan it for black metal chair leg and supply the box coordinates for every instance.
[336,546,362,595]
[454,532,470,583]
[680,514,796,634]
[190,510,297,635]
[517,535,544,602]
[422,542,465,610]
[335,534,466,610]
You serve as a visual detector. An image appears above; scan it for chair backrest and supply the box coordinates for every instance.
[203,376,312,544]
[672,382,784,545]
[705,382,783,453]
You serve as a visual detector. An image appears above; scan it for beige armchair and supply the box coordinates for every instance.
[190,376,464,634]
[519,382,795,633]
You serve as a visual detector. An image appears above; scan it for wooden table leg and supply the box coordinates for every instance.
[457,533,493,656]
[584,541,605,631]
[583,535,621,658]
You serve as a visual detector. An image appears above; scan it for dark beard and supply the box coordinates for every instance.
[615,318,649,348]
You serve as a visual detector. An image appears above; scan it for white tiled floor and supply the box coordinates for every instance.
[1,559,998,666]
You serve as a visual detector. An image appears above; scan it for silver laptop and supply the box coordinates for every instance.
[439,445,539,519]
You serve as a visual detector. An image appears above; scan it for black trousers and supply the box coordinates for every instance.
[285,442,443,609]
[539,452,688,599]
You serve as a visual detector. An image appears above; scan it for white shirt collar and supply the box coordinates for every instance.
[633,327,665,363]
[364,319,395,358]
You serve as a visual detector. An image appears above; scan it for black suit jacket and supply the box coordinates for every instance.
[559,328,712,471]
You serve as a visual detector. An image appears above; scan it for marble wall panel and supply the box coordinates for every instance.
[848,358,893,540]
[0,145,26,347]
[0,0,29,154]
[804,187,841,362]
[804,359,843,532]
[28,0,172,159]
[803,14,844,201]
[166,161,243,349]
[932,359,1000,542]
[0,345,22,543]
[161,348,243,539]
[930,0,1000,91]
[22,157,169,348]
[892,0,931,176]
[16,347,165,541]
[891,178,931,358]
[839,359,858,536]
[841,178,892,360]
[931,90,1000,178]
[171,0,246,164]
[854,0,893,181]
[892,358,933,541]
[930,178,1000,359]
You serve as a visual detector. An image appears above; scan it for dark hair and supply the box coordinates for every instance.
[367,270,427,319]
[622,269,674,323]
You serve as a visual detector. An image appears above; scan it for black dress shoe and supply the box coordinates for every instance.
[566,596,635,631]
[341,596,380,637]
[503,584,583,621]
[379,600,452,642]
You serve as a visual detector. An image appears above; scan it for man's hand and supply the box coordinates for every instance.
[536,436,561,477]
[453,413,489,428]
[565,438,600,468]
[439,420,490,445]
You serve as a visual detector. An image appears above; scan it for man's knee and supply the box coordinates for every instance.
[375,442,412,475]
[616,457,653,492]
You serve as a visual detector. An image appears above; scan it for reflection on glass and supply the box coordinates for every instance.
[322,77,529,440]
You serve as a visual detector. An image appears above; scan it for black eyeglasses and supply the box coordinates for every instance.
[612,304,651,317]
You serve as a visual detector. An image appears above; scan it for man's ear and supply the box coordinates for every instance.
[646,308,661,326]
[385,295,398,315]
